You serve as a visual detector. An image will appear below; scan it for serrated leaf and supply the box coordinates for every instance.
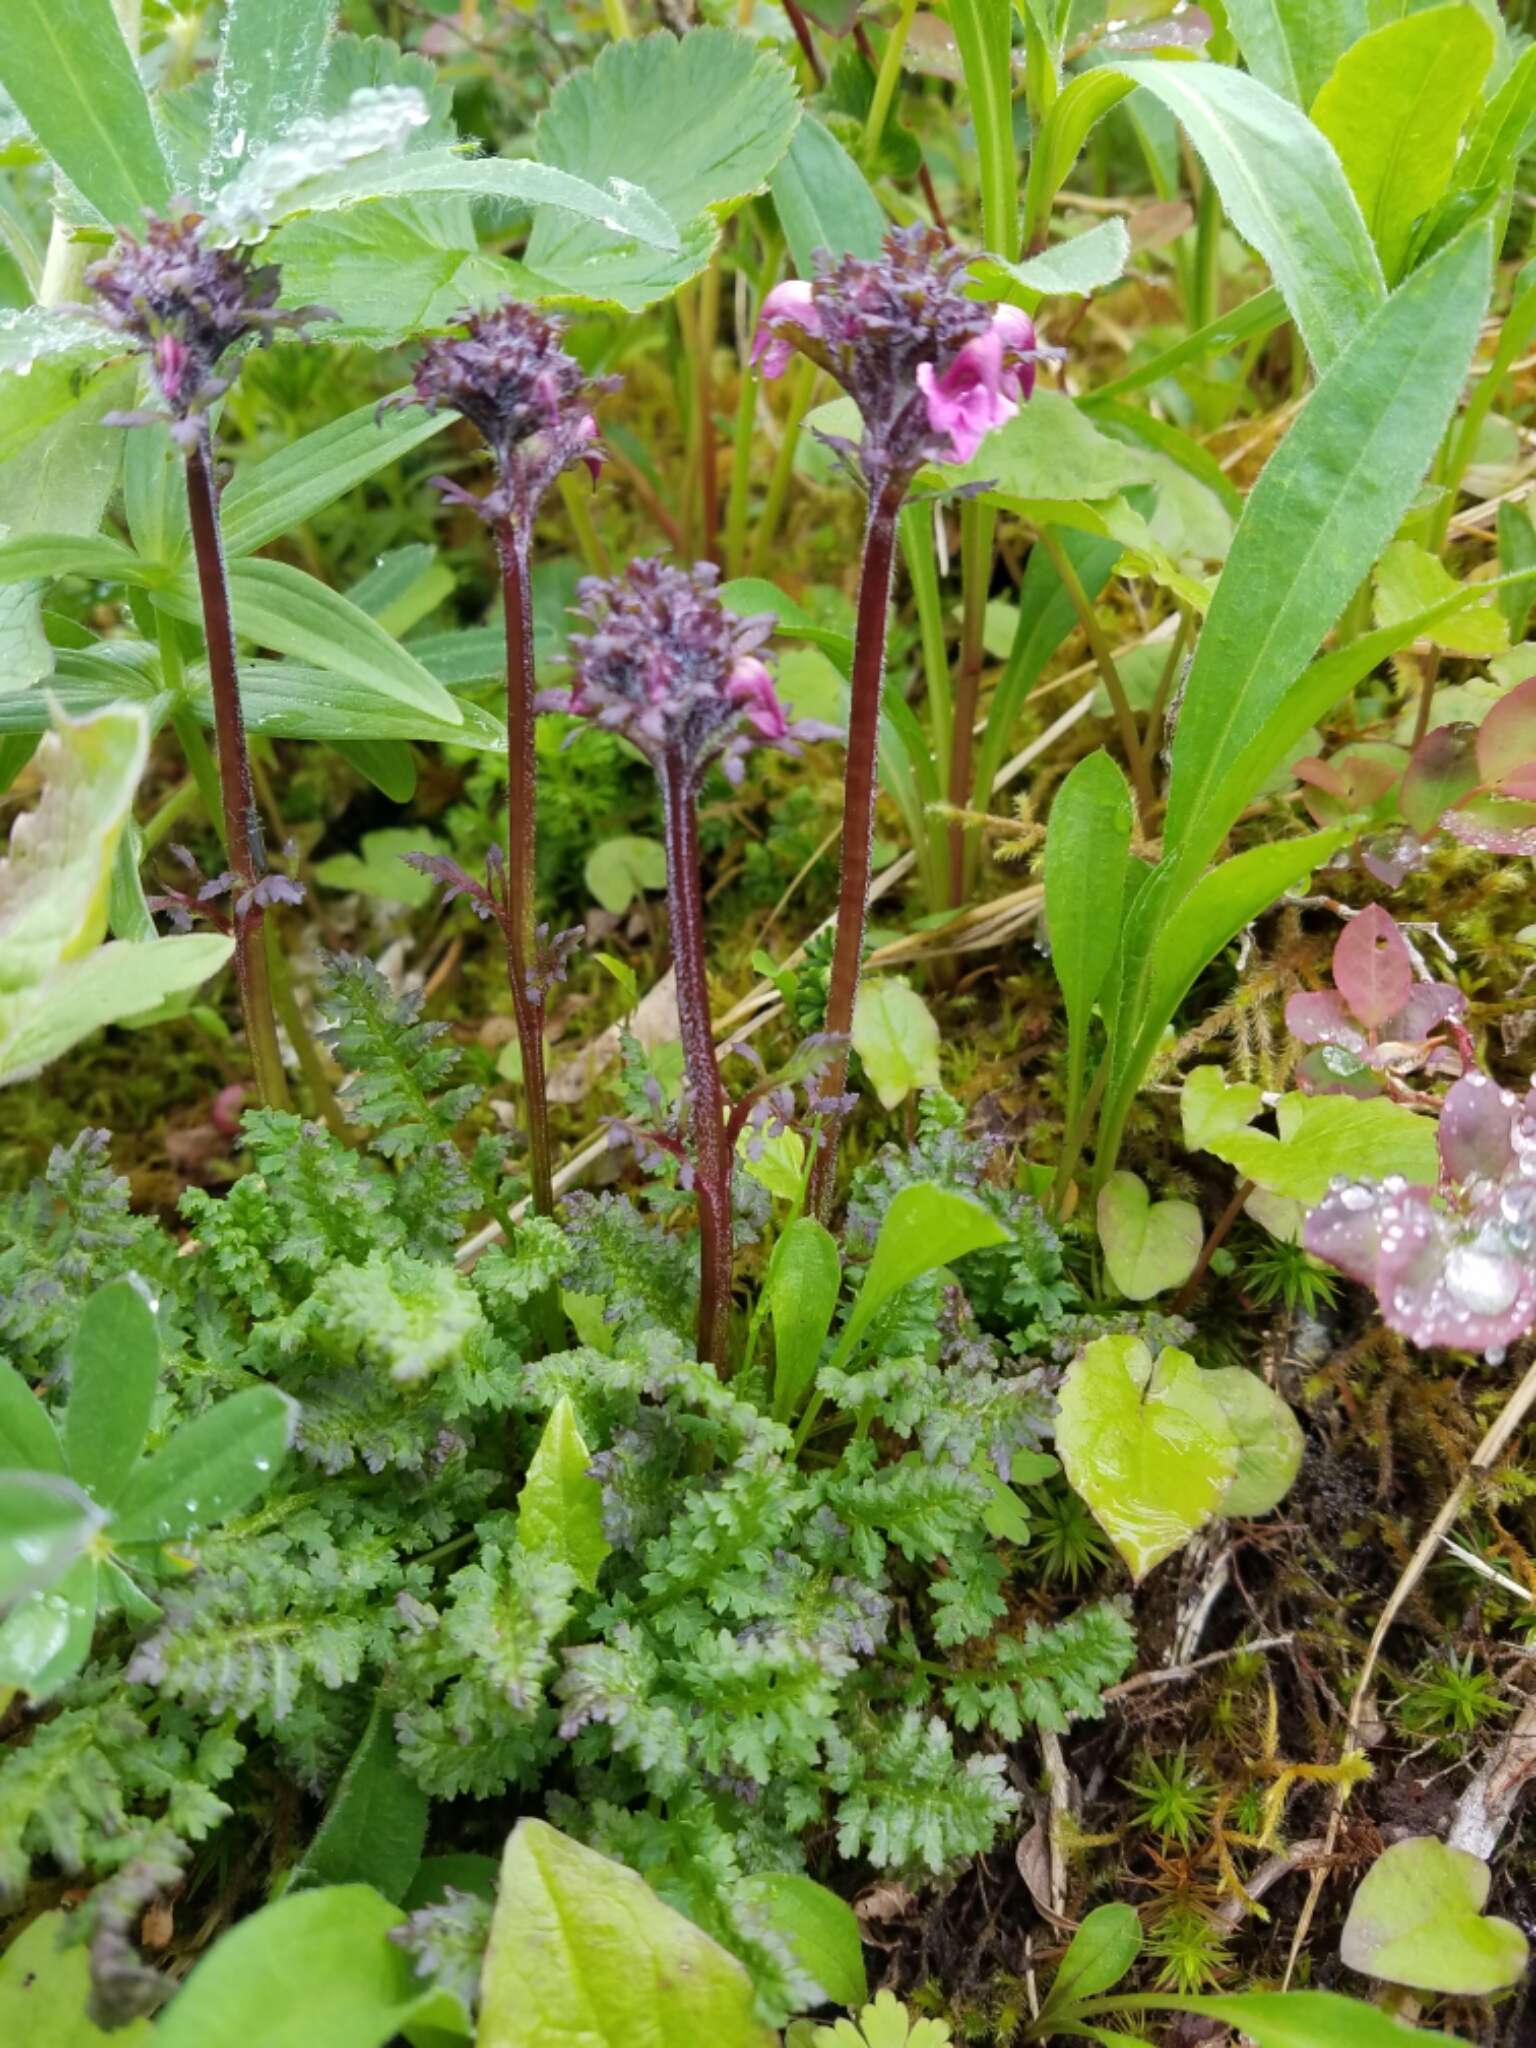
[64,1275,161,1505]
[204,0,334,194]
[478,1819,775,2048]
[851,977,941,1111]
[1055,1337,1238,1581]
[524,29,800,310]
[1096,1171,1202,1301]
[112,1387,295,1547]
[1340,1837,1528,1995]
[517,1396,609,1593]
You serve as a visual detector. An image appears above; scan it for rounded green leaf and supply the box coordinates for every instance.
[851,978,941,1112]
[1202,1368,1303,1519]
[1340,1837,1529,1995]
[0,1554,98,1700]
[1055,1338,1238,1582]
[1096,1171,1203,1301]
[480,1819,776,2048]
[0,1909,153,2046]
[584,835,668,916]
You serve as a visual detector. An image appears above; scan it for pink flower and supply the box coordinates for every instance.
[916,305,1040,465]
[751,279,820,381]
[727,655,790,741]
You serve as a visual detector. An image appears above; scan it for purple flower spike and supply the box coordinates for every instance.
[1305,1071,1536,1356]
[559,558,831,788]
[748,225,1049,492]
[86,215,312,435]
[403,301,614,526]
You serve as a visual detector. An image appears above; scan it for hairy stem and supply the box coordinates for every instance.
[497,517,556,1218]
[948,498,994,905]
[808,478,905,1221]
[183,427,289,1110]
[659,758,733,1368]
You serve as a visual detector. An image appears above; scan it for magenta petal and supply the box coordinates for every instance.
[752,279,819,382]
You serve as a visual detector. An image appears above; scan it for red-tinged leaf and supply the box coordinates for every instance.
[1438,1071,1520,1184]
[1497,761,1536,799]
[1295,744,1401,826]
[1401,722,1479,837]
[1333,905,1414,1030]
[1285,988,1363,1053]
[1442,790,1536,856]
[1475,672,1536,787]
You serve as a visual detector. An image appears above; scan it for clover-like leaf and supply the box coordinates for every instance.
[1096,1171,1203,1300]
[1341,1837,1528,1995]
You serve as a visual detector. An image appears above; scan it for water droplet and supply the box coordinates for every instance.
[1444,1244,1520,1318]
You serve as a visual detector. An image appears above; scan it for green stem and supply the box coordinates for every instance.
[601,0,632,35]
[724,362,759,581]
[141,774,200,853]
[748,356,818,577]
[948,498,994,905]
[863,0,919,154]
[265,922,348,1138]
[1037,525,1155,826]
[557,472,609,577]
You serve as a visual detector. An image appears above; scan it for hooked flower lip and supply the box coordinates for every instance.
[750,278,820,381]
[917,306,1040,465]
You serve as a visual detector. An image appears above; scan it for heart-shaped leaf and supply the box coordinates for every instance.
[1055,1338,1239,1581]
[1096,1171,1203,1300]
[1203,1367,1304,1518]
[1181,1065,1263,1151]
[1341,1836,1528,1994]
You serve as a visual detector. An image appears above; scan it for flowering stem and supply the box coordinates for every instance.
[497,517,556,1219]
[658,758,733,1367]
[808,477,906,1222]
[863,0,919,154]
[183,427,289,1112]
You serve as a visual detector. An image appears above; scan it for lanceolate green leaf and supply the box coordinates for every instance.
[517,1395,610,1593]
[0,1357,64,1474]
[219,399,451,558]
[112,1386,295,1546]
[1163,224,1493,893]
[769,114,885,273]
[950,0,1019,258]
[1045,750,1133,1131]
[769,1217,842,1423]
[1451,43,1536,209]
[0,0,171,227]
[289,1697,430,1906]
[64,1276,160,1505]
[830,1183,1012,1373]
[159,560,463,726]
[1311,4,1494,279]
[1222,0,1366,109]
[1026,60,1383,369]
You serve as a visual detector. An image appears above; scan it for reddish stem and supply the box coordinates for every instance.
[659,755,733,1368]
[183,427,288,1110]
[497,517,555,1217]
[808,478,905,1221]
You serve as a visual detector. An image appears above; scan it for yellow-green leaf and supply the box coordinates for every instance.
[517,1396,610,1592]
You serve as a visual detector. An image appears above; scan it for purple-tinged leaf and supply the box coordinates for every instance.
[1401,722,1480,837]
[1394,981,1468,1043]
[1437,1071,1519,1186]
[401,852,498,922]
[1441,790,1536,856]
[1359,827,1428,887]
[1333,905,1414,1030]
[1475,672,1536,788]
[1285,989,1365,1054]
[1295,745,1402,828]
